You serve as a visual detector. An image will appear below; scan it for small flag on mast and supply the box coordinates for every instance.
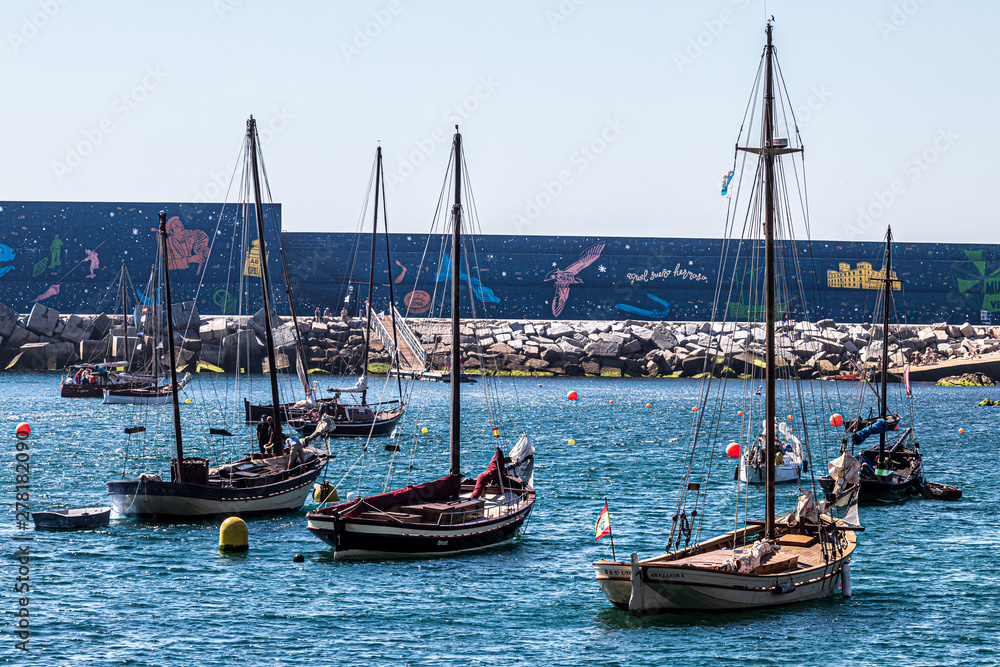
[491,427,500,438]
[721,170,735,197]
[754,386,762,396]
[595,503,612,542]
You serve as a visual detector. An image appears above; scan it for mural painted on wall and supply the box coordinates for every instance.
[827,262,901,290]
[0,201,997,325]
[545,243,604,317]
[952,249,1000,313]
[0,202,283,317]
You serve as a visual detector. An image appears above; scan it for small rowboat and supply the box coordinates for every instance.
[32,507,112,529]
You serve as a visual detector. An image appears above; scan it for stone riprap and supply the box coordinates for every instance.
[3,302,999,379]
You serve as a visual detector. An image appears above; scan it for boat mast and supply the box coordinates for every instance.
[361,146,383,407]
[763,21,777,540]
[247,116,284,442]
[449,128,463,477]
[157,210,185,476]
[121,260,129,371]
[878,226,893,465]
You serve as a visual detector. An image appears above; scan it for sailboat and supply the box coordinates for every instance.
[738,419,805,484]
[593,21,862,613]
[285,145,405,439]
[819,228,962,502]
[305,129,536,558]
[101,259,192,405]
[60,262,157,398]
[106,119,328,519]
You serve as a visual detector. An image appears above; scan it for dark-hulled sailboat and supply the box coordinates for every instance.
[819,228,961,503]
[305,130,535,558]
[106,119,327,519]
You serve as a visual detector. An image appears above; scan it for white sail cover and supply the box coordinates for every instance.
[329,375,367,394]
[507,434,535,488]
[825,452,862,526]
[718,540,774,573]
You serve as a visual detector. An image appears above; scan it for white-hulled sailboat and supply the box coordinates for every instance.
[593,21,862,613]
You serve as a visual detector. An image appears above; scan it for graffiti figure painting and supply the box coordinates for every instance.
[84,249,100,278]
[545,243,605,317]
[164,216,210,275]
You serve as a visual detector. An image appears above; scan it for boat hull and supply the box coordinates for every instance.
[32,506,112,529]
[107,466,323,519]
[738,461,801,484]
[289,411,403,438]
[306,500,533,559]
[594,555,850,612]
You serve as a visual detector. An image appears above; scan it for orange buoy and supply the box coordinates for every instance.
[646,403,652,409]
[787,414,794,421]
[567,391,578,401]
[609,400,614,404]
[725,442,741,457]
[738,410,743,416]
[691,406,697,412]
[829,413,844,428]
[958,427,965,434]
[15,422,30,439]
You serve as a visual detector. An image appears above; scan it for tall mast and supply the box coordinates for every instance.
[763,21,777,540]
[449,128,463,477]
[157,210,185,476]
[247,116,284,442]
[361,146,382,407]
[878,226,893,465]
[121,260,129,370]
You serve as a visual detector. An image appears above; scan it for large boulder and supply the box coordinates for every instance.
[651,326,678,351]
[0,302,18,338]
[584,339,621,358]
[26,303,59,337]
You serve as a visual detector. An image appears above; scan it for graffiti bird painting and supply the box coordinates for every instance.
[544,243,605,317]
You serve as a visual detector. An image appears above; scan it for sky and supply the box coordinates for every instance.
[1,0,996,243]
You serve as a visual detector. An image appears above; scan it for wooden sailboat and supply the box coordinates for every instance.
[305,129,536,558]
[106,118,328,520]
[819,228,962,502]
[594,22,862,613]
[285,145,405,439]
[61,262,157,398]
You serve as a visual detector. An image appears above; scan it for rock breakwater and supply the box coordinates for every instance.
[6,300,1000,380]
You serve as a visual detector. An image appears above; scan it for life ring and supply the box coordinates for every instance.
[307,408,319,423]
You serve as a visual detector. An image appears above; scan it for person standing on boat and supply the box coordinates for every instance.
[285,436,305,470]
[256,416,272,455]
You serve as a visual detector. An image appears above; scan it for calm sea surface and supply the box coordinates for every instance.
[1,372,996,666]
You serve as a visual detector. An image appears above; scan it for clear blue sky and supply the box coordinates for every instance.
[1,0,995,243]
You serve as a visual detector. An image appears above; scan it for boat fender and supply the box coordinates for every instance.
[773,582,796,595]
[841,561,852,597]
[801,459,808,473]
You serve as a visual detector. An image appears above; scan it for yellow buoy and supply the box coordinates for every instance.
[185,398,192,404]
[313,481,339,503]
[568,438,576,445]
[219,516,249,552]
[421,427,428,434]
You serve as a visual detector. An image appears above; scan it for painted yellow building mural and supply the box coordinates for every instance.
[827,262,901,290]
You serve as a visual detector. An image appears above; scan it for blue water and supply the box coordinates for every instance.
[1,373,996,666]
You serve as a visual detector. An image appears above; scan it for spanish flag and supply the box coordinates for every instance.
[491,427,500,438]
[595,502,611,542]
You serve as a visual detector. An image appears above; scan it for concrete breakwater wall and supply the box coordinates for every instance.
[4,300,1000,379]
